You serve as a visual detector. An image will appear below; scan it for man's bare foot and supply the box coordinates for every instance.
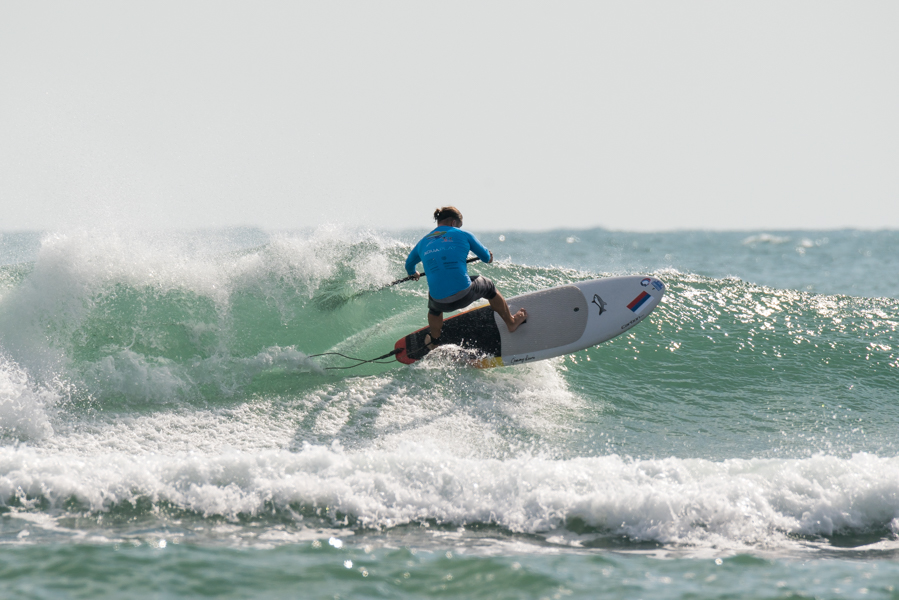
[507,308,528,333]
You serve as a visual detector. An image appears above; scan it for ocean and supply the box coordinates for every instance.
[1,226,898,599]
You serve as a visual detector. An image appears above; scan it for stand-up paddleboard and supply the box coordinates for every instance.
[394,275,665,368]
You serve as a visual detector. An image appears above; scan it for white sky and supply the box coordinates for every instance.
[2,1,897,232]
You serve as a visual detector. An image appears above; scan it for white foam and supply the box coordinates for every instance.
[27,347,581,464]
[3,444,899,551]
[0,355,55,440]
[285,357,585,458]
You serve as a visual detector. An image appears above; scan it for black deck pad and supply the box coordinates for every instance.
[404,305,502,361]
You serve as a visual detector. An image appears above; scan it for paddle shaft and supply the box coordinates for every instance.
[388,256,480,287]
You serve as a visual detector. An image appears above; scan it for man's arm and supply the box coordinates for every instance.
[405,245,421,276]
[466,232,492,263]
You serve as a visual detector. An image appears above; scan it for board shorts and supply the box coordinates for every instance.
[428,275,497,315]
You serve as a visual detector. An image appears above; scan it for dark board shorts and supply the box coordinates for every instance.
[428,276,497,315]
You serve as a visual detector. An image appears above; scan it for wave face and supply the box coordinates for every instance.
[1,227,898,558]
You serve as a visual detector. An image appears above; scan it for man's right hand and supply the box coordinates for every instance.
[488,251,493,263]
[411,272,421,281]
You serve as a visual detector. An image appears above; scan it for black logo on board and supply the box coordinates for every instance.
[592,294,607,315]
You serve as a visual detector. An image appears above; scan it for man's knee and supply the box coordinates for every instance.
[481,277,498,300]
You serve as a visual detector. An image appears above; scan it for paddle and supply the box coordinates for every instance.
[315,256,482,310]
[385,256,480,288]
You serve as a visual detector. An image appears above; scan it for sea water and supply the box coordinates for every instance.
[1,226,897,599]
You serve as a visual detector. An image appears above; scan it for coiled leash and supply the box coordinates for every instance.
[307,348,402,370]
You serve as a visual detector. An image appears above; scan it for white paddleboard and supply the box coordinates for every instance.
[395,275,665,368]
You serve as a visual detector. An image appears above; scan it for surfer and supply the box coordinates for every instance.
[406,206,527,350]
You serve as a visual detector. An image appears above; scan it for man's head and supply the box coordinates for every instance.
[434,206,463,228]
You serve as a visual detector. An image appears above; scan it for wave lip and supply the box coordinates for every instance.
[4,445,899,550]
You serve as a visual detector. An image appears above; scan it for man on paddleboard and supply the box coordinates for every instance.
[405,206,527,350]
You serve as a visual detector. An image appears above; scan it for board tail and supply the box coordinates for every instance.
[394,337,414,364]
[395,333,433,364]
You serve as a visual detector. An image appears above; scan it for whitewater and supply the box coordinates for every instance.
[1,227,898,599]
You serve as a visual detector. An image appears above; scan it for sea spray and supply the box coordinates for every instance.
[0,355,56,440]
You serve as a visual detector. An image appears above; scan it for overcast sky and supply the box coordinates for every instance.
[2,1,897,233]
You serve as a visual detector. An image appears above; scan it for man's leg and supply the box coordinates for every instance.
[488,291,528,333]
[427,311,443,347]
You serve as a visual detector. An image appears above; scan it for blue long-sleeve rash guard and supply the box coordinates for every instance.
[405,227,491,300]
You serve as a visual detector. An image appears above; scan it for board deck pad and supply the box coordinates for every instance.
[396,305,500,363]
[394,275,665,368]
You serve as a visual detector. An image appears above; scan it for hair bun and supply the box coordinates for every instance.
[433,206,461,222]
